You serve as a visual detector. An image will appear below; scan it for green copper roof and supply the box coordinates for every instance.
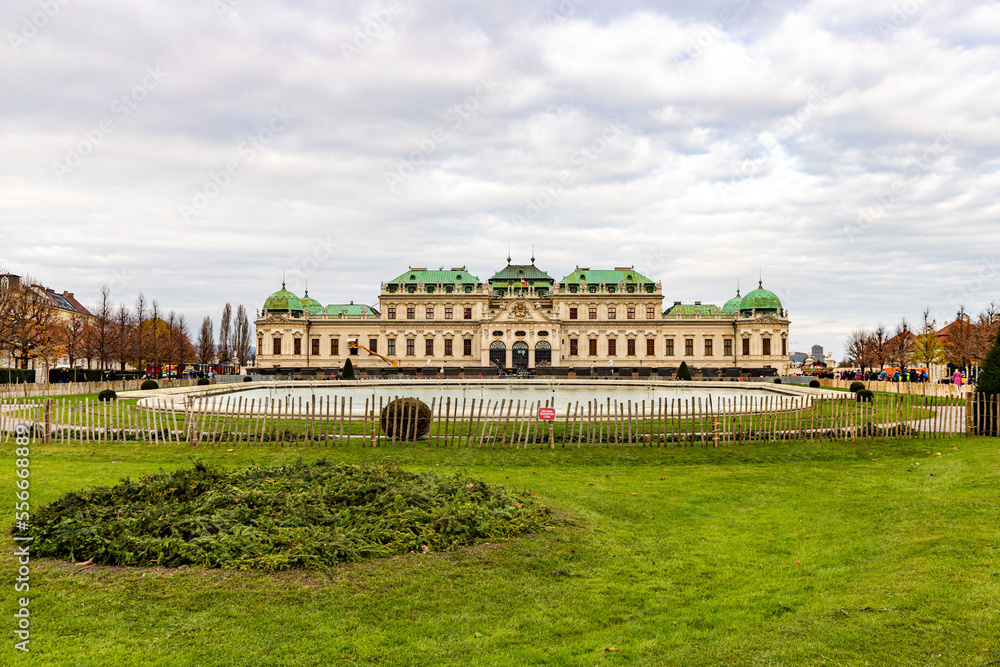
[739,281,782,314]
[721,289,743,315]
[488,263,554,284]
[325,304,379,317]
[560,267,655,285]
[664,303,722,317]
[263,282,303,314]
[387,267,481,284]
[300,289,323,315]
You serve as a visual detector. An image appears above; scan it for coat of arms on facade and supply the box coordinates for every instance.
[513,301,528,319]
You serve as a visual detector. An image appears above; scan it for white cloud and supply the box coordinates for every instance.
[1,0,997,359]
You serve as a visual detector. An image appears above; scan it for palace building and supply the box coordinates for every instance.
[254,257,790,375]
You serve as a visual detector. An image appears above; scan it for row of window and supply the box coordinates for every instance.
[386,306,474,320]
[386,284,476,294]
[566,284,654,294]
[270,337,475,357]
[565,337,786,357]
[567,306,656,320]
[266,336,785,357]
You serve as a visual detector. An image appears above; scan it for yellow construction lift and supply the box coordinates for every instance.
[348,340,399,367]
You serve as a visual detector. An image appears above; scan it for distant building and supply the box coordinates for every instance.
[811,344,824,357]
[254,257,792,373]
[789,351,807,366]
[0,273,96,372]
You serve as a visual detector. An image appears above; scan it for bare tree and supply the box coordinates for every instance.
[112,304,134,371]
[844,328,874,375]
[197,316,215,364]
[133,292,148,373]
[973,302,1000,369]
[59,312,89,373]
[0,270,15,362]
[148,299,163,374]
[4,275,58,370]
[176,314,194,364]
[165,310,179,374]
[218,303,232,363]
[870,323,890,371]
[233,305,252,367]
[912,307,945,371]
[887,318,913,371]
[944,306,976,372]
[88,285,115,371]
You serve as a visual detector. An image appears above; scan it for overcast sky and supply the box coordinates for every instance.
[2,0,998,360]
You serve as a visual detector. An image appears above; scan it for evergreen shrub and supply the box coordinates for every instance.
[380,398,432,440]
[974,326,1000,435]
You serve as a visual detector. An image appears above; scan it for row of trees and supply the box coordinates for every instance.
[0,279,198,373]
[845,305,1000,375]
[196,303,254,366]
[1,272,255,373]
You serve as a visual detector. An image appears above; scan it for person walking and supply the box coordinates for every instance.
[953,369,962,386]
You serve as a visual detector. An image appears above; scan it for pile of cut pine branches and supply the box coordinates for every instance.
[27,460,552,570]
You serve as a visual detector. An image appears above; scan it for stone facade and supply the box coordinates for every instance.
[253,262,790,373]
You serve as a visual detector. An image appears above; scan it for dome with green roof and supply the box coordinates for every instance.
[739,280,782,316]
[300,289,323,316]
[721,288,743,315]
[262,282,304,316]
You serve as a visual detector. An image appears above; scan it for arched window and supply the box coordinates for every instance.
[512,341,529,369]
[489,340,506,369]
[535,341,552,367]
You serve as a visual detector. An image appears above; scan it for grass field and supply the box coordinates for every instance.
[2,434,998,666]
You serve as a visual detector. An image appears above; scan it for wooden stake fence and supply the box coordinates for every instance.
[1,391,992,446]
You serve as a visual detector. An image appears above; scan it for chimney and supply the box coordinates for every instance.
[694,301,701,305]
[674,301,681,305]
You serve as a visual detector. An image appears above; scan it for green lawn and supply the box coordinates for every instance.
[2,435,998,666]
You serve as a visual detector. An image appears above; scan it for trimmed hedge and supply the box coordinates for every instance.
[856,389,875,403]
[49,368,96,383]
[140,379,159,391]
[197,378,211,386]
[98,389,117,402]
[772,378,782,384]
[0,369,35,384]
[676,361,693,381]
[849,381,865,393]
[809,379,820,388]
[342,358,355,380]
[47,369,143,383]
